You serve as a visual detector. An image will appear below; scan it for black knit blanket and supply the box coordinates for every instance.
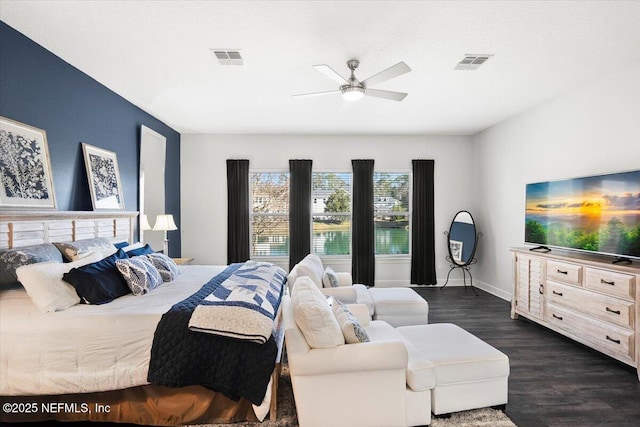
[147,263,285,405]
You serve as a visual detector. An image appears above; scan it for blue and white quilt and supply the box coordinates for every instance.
[188,261,286,344]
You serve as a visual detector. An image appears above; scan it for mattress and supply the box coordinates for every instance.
[0,265,227,396]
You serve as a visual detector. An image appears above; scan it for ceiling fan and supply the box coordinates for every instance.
[293,59,411,102]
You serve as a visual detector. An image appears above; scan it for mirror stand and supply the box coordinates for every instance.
[441,230,483,295]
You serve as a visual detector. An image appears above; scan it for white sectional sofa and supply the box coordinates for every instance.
[287,254,429,327]
[283,275,510,427]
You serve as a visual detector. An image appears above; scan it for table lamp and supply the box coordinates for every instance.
[152,214,177,255]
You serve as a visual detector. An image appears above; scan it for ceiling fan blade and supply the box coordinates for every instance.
[361,61,411,87]
[364,88,408,102]
[313,64,349,84]
[292,90,341,99]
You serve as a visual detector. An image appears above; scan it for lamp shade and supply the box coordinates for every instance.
[153,214,178,232]
[140,214,152,231]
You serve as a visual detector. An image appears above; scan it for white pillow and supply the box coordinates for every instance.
[122,241,144,252]
[322,266,339,288]
[332,299,370,344]
[16,252,104,312]
[291,276,344,349]
[295,254,324,289]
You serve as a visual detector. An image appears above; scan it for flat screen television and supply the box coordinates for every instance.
[525,170,640,260]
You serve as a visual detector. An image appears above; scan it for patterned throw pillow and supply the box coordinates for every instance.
[331,298,370,344]
[0,243,64,287]
[322,266,340,288]
[146,253,180,282]
[115,256,163,296]
[53,237,116,262]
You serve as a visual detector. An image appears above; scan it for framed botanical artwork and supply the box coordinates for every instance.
[450,240,463,263]
[0,116,57,209]
[82,143,125,210]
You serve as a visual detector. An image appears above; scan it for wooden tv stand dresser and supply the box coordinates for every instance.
[510,247,640,380]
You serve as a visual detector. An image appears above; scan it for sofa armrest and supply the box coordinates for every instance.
[335,272,353,287]
[320,286,357,304]
[289,340,408,376]
[346,303,372,326]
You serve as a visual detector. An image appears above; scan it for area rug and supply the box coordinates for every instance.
[188,364,516,426]
[431,408,516,427]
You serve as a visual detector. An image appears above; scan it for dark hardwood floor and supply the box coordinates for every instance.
[412,286,640,427]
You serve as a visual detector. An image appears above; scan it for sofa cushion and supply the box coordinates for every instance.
[331,299,370,344]
[295,254,324,289]
[291,276,345,348]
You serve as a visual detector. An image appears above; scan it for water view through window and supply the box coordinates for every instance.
[250,170,411,257]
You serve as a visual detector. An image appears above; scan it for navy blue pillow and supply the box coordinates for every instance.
[126,244,156,257]
[113,241,129,249]
[63,249,131,304]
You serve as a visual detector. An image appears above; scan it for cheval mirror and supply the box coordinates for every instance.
[442,210,481,295]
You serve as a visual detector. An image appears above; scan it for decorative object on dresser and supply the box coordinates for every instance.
[152,213,178,255]
[81,143,125,210]
[510,247,639,380]
[0,116,56,209]
[442,210,482,294]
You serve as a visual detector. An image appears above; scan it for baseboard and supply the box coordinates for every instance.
[374,279,513,302]
[473,280,511,301]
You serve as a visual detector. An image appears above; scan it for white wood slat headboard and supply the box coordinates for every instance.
[0,211,138,250]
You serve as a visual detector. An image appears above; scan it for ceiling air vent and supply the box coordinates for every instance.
[455,54,494,70]
[211,49,243,66]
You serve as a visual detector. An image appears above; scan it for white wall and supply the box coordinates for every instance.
[181,134,474,286]
[472,61,640,300]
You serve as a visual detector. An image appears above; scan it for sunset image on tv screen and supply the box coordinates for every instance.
[525,170,640,259]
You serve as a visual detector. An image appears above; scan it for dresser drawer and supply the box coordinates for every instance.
[585,268,635,300]
[546,281,634,329]
[547,260,582,285]
[546,303,634,360]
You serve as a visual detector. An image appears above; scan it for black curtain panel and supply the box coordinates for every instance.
[351,159,375,286]
[226,159,250,264]
[289,159,313,270]
[411,159,437,285]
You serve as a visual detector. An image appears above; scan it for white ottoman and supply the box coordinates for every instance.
[368,288,429,327]
[397,323,509,415]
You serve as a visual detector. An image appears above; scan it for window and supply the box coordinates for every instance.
[312,172,352,255]
[250,172,289,257]
[374,172,410,255]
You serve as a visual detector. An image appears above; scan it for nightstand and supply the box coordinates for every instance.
[172,257,194,265]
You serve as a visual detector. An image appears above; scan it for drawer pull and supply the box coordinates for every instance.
[557,269,568,275]
[539,285,544,295]
[605,307,621,315]
[552,314,563,320]
[605,335,621,344]
[552,290,563,296]
[601,279,615,286]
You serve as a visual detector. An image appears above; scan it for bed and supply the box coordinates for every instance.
[0,211,285,425]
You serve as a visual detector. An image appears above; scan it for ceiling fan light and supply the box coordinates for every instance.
[341,86,365,101]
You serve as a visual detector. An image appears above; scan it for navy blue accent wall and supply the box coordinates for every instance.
[0,22,181,256]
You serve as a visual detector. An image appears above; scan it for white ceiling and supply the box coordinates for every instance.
[2,1,640,135]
